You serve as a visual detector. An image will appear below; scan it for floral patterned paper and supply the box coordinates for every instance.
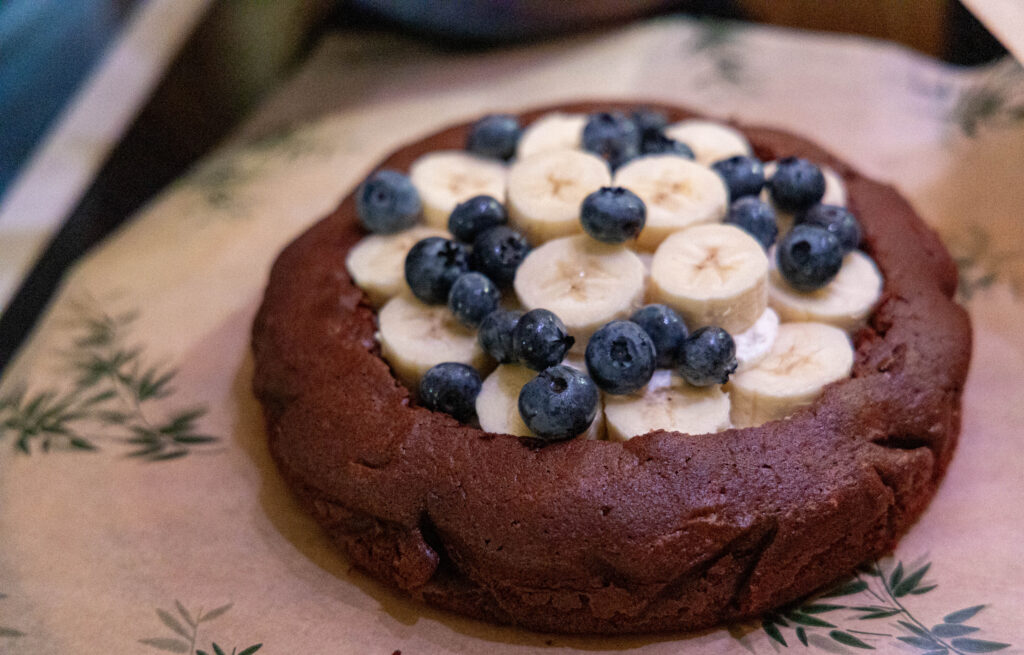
[1,16,1022,655]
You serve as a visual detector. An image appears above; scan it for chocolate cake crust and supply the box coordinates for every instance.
[251,102,971,634]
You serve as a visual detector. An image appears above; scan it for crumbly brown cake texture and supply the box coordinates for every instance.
[251,102,971,634]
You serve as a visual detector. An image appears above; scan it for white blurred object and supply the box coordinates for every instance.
[0,0,211,312]
[961,0,1024,64]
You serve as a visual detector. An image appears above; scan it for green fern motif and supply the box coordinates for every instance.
[950,224,1024,303]
[140,600,261,655]
[749,557,1011,653]
[0,300,217,460]
[0,592,25,638]
[950,59,1024,138]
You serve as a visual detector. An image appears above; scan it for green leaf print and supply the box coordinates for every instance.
[0,299,219,460]
[734,556,1012,654]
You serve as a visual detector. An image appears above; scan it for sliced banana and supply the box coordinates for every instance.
[663,119,752,166]
[769,250,883,332]
[604,370,730,441]
[507,149,611,243]
[516,112,587,160]
[637,252,654,299]
[734,307,779,372]
[476,364,604,439]
[649,224,768,334]
[345,225,449,306]
[821,166,848,207]
[727,322,853,428]
[513,234,645,347]
[408,151,507,228]
[613,155,729,251]
[377,291,493,389]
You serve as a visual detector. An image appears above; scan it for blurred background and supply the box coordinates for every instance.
[0,0,1014,368]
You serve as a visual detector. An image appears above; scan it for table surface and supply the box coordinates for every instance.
[1,13,1023,655]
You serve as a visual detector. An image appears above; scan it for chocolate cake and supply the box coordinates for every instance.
[251,102,971,634]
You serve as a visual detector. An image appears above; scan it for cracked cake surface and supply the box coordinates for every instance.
[251,101,971,634]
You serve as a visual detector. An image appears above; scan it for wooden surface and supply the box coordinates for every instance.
[738,0,950,56]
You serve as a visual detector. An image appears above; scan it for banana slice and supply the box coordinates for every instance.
[476,364,604,439]
[513,234,645,347]
[763,161,847,234]
[345,225,449,306]
[727,322,853,428]
[769,250,883,332]
[821,166,848,207]
[604,370,730,441]
[378,291,493,389]
[663,119,752,166]
[507,149,611,243]
[516,112,587,160]
[408,151,507,228]
[649,224,768,334]
[613,155,729,250]
[734,307,779,372]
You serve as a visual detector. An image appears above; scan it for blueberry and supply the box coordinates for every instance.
[355,169,421,233]
[640,132,695,159]
[512,309,575,371]
[769,157,825,213]
[629,304,689,368]
[776,224,844,292]
[585,320,656,394]
[725,196,778,249]
[582,112,641,170]
[447,272,501,328]
[712,155,765,199]
[466,114,521,161]
[518,365,599,441]
[419,362,482,423]
[404,236,470,304]
[799,203,861,253]
[448,195,508,242]
[471,225,531,288]
[478,309,521,363]
[580,187,646,243]
[677,326,737,387]
[631,107,668,136]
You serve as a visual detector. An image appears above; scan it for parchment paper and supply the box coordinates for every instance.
[2,17,1022,655]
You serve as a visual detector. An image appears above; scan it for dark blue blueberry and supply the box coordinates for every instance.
[419,362,482,423]
[769,157,826,213]
[631,107,668,137]
[582,112,641,170]
[725,196,778,249]
[640,131,695,159]
[512,309,575,371]
[584,320,656,394]
[580,187,646,243]
[629,304,689,368]
[677,326,737,387]
[799,203,861,253]
[518,365,599,441]
[471,225,531,288]
[447,272,501,328]
[712,155,765,199]
[466,114,522,161]
[776,224,844,292]
[448,195,508,242]
[404,236,470,304]
[355,169,421,233]
[478,309,522,364]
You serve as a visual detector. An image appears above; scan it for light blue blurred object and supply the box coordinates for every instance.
[0,0,126,198]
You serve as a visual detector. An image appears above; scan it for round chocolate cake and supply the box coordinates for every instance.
[251,102,971,634]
